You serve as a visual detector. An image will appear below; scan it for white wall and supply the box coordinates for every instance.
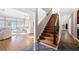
[68,17,72,34]
[59,8,79,39]
[42,8,51,14]
[29,15,35,33]
[38,8,46,24]
[59,8,75,30]
[36,8,52,40]
[71,10,77,38]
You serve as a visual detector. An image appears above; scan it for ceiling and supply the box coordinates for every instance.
[0,8,52,19]
[59,8,75,16]
[0,8,36,19]
[42,8,51,13]
[15,8,36,15]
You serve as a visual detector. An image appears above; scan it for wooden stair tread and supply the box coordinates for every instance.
[40,36,53,39]
[40,35,58,41]
[42,33,58,37]
[43,31,53,33]
[45,28,52,30]
[42,33,54,36]
[43,31,58,34]
[39,14,59,48]
[47,14,58,26]
[40,39,58,48]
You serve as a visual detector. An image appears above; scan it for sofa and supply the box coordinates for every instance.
[0,28,11,40]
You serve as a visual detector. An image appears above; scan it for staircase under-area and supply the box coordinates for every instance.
[37,14,59,51]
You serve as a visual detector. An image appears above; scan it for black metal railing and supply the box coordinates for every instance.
[52,15,59,45]
[52,26,57,45]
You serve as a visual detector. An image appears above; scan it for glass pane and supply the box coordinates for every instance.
[0,17,4,29]
[6,17,29,33]
[17,19,24,28]
[16,19,25,33]
[6,18,16,31]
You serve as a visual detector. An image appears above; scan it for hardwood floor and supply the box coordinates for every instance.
[60,30,79,47]
[39,14,59,48]
[0,33,34,51]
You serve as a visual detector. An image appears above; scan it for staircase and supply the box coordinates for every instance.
[38,14,59,50]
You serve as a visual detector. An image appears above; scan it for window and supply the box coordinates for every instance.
[0,16,30,33]
[0,17,5,29]
[17,19,24,28]
[6,18,16,31]
[16,19,25,32]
